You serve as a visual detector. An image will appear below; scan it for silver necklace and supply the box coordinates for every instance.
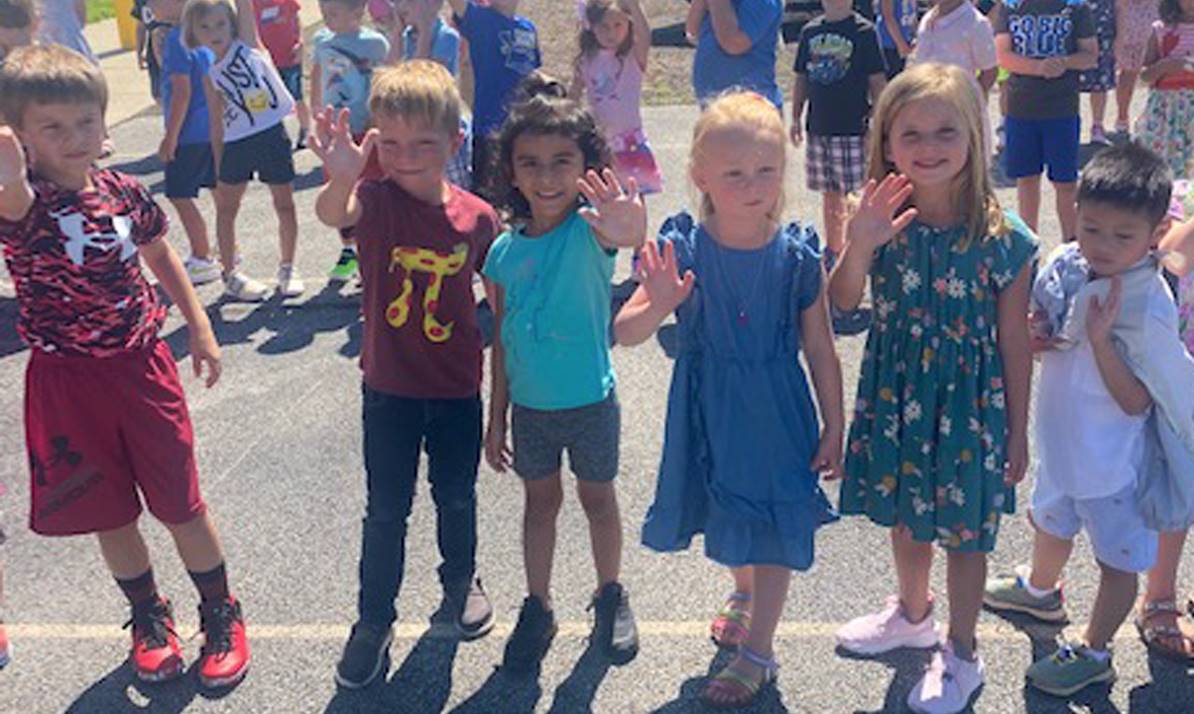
[710,233,772,327]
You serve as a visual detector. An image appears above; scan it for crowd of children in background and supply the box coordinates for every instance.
[0,0,1192,712]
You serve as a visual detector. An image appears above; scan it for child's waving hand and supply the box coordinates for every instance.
[578,168,647,249]
[639,239,695,314]
[309,107,379,185]
[847,173,918,252]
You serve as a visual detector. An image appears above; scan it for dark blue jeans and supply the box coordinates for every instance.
[357,385,482,627]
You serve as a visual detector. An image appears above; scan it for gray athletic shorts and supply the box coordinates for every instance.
[511,390,620,482]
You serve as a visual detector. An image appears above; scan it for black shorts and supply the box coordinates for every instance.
[164,142,216,199]
[218,123,295,185]
[278,64,302,102]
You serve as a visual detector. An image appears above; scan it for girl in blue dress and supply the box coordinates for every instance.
[614,91,844,708]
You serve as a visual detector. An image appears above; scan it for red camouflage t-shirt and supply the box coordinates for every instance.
[0,169,168,357]
[355,179,498,398]
[254,0,302,69]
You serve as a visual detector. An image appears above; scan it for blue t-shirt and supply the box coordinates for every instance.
[402,17,461,76]
[312,27,391,134]
[874,0,919,48]
[692,0,783,108]
[455,2,540,136]
[161,26,214,146]
[482,211,616,410]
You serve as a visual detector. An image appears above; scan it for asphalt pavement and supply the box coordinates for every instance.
[1,98,1193,714]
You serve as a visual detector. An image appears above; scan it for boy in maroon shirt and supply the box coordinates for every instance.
[312,59,497,689]
[0,44,249,688]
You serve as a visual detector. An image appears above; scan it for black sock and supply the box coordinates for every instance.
[340,246,356,258]
[116,569,159,611]
[188,562,230,604]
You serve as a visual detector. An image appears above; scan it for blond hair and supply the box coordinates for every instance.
[180,0,238,51]
[690,90,787,223]
[0,44,107,127]
[865,62,1007,247]
[369,60,462,136]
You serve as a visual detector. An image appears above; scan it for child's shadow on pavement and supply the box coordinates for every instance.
[836,646,934,714]
[323,627,461,714]
[1127,651,1194,713]
[650,648,789,713]
[545,640,613,714]
[449,663,544,714]
[65,660,239,713]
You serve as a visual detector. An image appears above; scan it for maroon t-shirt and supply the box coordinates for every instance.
[0,169,168,357]
[355,179,498,398]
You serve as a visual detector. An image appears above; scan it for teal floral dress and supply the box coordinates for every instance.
[840,212,1038,552]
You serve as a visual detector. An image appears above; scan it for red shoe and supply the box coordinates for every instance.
[123,597,184,682]
[197,596,250,689]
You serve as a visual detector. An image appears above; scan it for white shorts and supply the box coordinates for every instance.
[1031,482,1158,573]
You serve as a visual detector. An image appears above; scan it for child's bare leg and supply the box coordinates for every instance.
[823,191,846,256]
[163,511,225,574]
[268,183,298,266]
[1089,91,1108,130]
[214,182,248,275]
[1115,71,1138,126]
[893,525,934,623]
[732,566,753,595]
[295,101,312,136]
[1016,175,1042,233]
[523,474,563,607]
[169,197,212,260]
[1085,561,1137,651]
[946,550,987,658]
[704,565,789,704]
[97,520,152,579]
[1027,514,1074,591]
[576,480,621,588]
[1144,529,1189,603]
[1054,180,1078,242]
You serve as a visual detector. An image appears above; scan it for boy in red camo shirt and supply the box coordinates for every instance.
[0,44,250,689]
[253,0,312,149]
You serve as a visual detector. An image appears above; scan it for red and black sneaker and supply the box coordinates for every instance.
[123,597,184,682]
[196,596,250,689]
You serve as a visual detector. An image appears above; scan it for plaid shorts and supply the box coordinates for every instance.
[806,133,867,193]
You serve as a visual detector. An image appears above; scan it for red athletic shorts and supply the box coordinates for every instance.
[25,339,206,536]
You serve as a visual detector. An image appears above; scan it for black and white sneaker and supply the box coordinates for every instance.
[590,582,639,665]
[334,622,393,689]
[501,596,556,674]
[446,577,495,640]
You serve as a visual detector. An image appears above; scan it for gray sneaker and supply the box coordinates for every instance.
[984,565,1067,622]
[1026,642,1115,696]
[446,578,494,640]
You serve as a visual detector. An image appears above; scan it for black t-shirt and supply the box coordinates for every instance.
[794,13,886,136]
[990,0,1095,119]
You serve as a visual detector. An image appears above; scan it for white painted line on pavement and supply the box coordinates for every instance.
[7,620,1131,642]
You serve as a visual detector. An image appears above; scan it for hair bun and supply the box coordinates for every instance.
[512,71,569,104]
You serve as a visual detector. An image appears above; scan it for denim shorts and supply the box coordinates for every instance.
[1004,115,1081,183]
[511,390,620,482]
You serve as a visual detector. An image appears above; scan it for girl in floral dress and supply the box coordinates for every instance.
[829,64,1037,714]
[1113,0,1160,133]
[1135,0,1194,179]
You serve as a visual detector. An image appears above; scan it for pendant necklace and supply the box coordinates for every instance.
[714,236,771,327]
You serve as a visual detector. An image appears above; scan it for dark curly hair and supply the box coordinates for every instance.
[487,71,612,222]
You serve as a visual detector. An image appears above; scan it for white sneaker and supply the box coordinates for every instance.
[184,256,221,286]
[276,264,305,298]
[835,595,940,655]
[908,642,985,714]
[223,270,269,302]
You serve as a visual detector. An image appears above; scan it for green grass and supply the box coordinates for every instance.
[86,0,117,24]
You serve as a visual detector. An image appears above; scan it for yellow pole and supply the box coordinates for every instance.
[114,0,138,51]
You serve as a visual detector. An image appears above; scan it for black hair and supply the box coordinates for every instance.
[0,0,34,29]
[489,71,612,222]
[1158,0,1188,25]
[1077,143,1173,227]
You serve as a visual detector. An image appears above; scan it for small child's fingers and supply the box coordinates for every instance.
[892,207,919,233]
[206,357,222,388]
[358,128,381,157]
[624,175,640,203]
[679,269,696,298]
[577,175,599,204]
[603,167,622,196]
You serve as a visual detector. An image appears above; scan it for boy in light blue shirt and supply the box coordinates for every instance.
[311,0,390,280]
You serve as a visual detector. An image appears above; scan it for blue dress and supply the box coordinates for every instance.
[641,212,837,571]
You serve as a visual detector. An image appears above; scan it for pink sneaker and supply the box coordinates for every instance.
[907,641,985,714]
[835,595,940,655]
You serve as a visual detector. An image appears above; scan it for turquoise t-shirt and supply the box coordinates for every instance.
[482,211,616,410]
